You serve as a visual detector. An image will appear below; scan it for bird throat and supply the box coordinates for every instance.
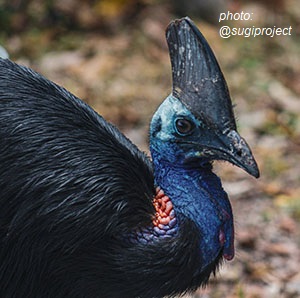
[150,150,235,264]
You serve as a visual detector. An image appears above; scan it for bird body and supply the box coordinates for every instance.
[0,18,259,298]
[0,58,156,297]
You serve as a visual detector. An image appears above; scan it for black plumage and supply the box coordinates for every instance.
[0,59,207,297]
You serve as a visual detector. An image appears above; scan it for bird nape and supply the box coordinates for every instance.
[0,17,259,298]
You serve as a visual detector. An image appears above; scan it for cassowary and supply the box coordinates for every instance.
[0,17,259,298]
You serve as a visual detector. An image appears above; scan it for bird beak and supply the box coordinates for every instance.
[207,130,260,178]
[166,17,259,178]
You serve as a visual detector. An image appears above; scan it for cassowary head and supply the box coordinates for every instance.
[150,17,259,178]
[149,18,259,270]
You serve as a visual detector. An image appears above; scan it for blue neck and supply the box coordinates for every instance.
[150,147,234,269]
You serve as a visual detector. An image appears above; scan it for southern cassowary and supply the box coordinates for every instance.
[0,17,259,298]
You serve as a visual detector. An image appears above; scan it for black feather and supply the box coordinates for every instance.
[0,59,219,297]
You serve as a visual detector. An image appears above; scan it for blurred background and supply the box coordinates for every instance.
[0,0,299,297]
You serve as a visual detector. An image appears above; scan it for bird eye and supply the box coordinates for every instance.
[175,118,194,135]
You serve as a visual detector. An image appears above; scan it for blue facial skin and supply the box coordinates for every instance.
[150,95,234,270]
